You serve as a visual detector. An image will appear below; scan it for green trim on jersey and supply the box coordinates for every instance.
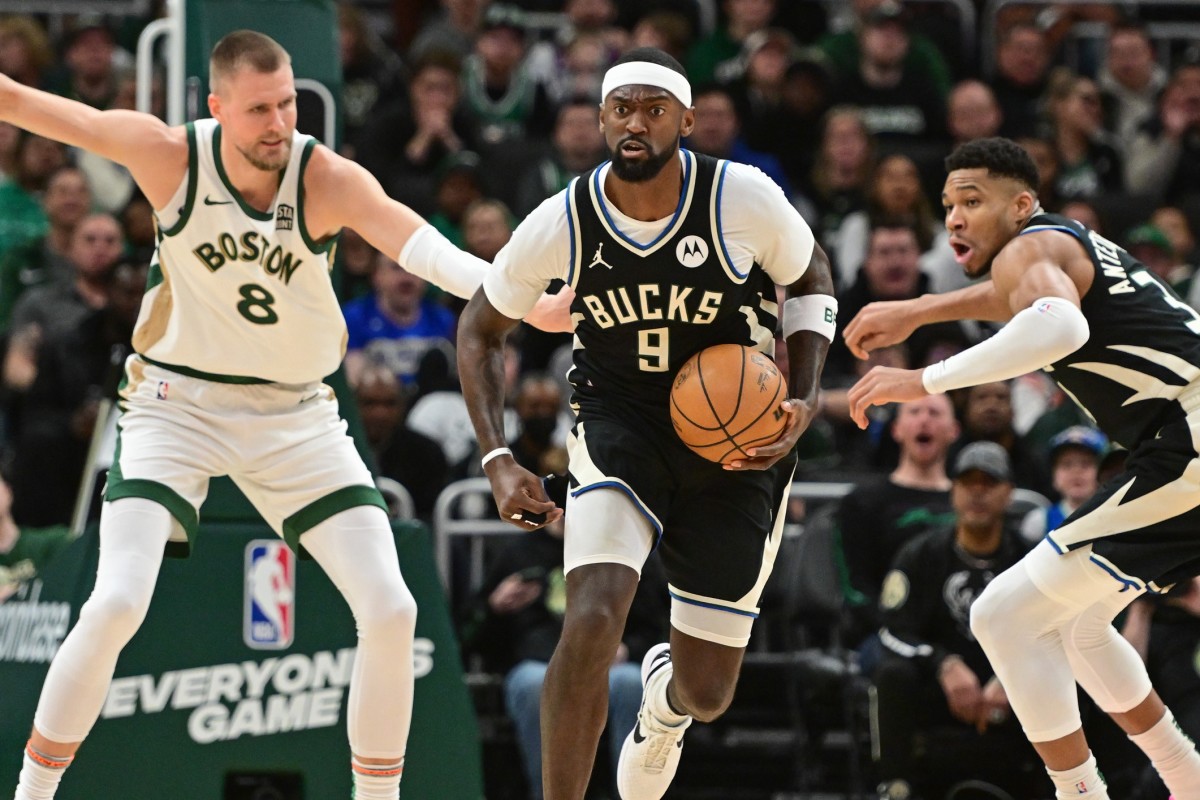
[105,432,199,556]
[281,484,388,554]
[139,355,273,384]
[212,125,274,221]
[297,139,340,255]
[158,122,199,237]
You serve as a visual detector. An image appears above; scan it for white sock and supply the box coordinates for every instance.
[1046,752,1109,799]
[351,756,403,800]
[15,743,72,800]
[644,662,690,728]
[1129,709,1200,799]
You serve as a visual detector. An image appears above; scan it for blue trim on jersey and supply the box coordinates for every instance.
[714,160,746,279]
[1020,223,1083,242]
[571,480,663,536]
[591,151,692,251]
[1088,555,1142,592]
[669,590,759,618]
[565,185,577,286]
[1045,535,1066,554]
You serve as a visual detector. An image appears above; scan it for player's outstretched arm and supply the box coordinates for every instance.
[458,290,561,529]
[0,74,182,199]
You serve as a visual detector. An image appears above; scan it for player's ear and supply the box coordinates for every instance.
[679,107,695,138]
[1013,189,1037,222]
[207,92,221,121]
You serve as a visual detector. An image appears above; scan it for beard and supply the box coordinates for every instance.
[239,139,292,171]
[609,134,679,182]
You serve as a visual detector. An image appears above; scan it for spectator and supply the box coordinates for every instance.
[0,473,71,603]
[993,22,1052,139]
[826,220,969,383]
[1013,136,1059,207]
[827,0,946,142]
[874,442,1045,800]
[629,11,694,64]
[687,0,776,87]
[947,79,1004,147]
[352,364,449,521]
[805,106,874,250]
[684,83,795,198]
[513,98,605,218]
[0,131,67,259]
[461,513,668,800]
[1125,62,1200,205]
[771,51,834,191]
[49,22,119,109]
[0,16,54,89]
[356,51,480,217]
[838,393,959,658]
[119,190,156,264]
[526,0,627,106]
[1021,425,1108,544]
[0,165,91,333]
[339,2,409,159]
[833,154,948,288]
[3,213,124,393]
[1124,222,1188,290]
[341,253,458,389]
[410,0,489,62]
[429,150,487,249]
[507,372,570,476]
[1043,70,1124,201]
[461,4,555,147]
[817,0,952,102]
[9,260,145,527]
[950,380,1055,500]
[1060,199,1103,232]
[1098,21,1168,151]
[1154,206,1200,267]
[462,198,513,264]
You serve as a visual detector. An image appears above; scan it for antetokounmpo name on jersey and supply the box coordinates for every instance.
[580,284,724,328]
[192,231,304,285]
[1088,230,1135,295]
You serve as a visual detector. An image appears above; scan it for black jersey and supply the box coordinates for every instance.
[564,150,780,430]
[1021,212,1200,449]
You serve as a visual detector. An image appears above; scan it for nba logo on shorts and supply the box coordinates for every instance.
[244,540,295,649]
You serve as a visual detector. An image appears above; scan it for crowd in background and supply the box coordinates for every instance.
[4,1,1200,798]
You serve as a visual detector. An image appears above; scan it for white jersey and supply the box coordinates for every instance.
[135,118,345,384]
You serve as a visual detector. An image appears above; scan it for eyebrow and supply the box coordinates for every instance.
[609,91,672,103]
[943,182,982,198]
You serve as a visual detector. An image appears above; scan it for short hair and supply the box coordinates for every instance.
[869,217,921,244]
[611,46,688,79]
[944,137,1039,191]
[209,30,290,91]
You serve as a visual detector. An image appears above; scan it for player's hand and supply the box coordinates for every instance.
[843,298,924,360]
[725,398,812,471]
[975,676,1010,733]
[525,285,576,333]
[485,459,562,530]
[847,366,928,429]
[938,655,982,726]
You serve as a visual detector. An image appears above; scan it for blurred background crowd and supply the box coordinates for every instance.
[4,1,1200,798]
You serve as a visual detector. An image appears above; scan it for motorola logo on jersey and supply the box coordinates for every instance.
[676,236,709,268]
[245,540,295,650]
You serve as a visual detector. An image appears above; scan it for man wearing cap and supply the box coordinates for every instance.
[875,441,1043,800]
[1021,425,1109,543]
[458,47,835,800]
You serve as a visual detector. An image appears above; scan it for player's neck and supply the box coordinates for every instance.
[603,157,683,222]
[219,138,283,209]
[891,459,951,491]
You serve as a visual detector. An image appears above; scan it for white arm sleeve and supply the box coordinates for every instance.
[922,296,1089,394]
[482,192,572,319]
[717,162,814,285]
[398,224,487,301]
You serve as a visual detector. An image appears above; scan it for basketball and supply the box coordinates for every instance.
[669,343,788,464]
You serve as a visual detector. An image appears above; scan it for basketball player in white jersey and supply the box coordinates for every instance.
[0,30,566,800]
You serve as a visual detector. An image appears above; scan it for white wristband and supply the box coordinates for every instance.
[782,295,838,342]
[398,224,488,301]
[921,296,1089,395]
[481,447,513,468]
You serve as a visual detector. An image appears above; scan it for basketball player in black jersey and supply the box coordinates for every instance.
[458,49,835,800]
[845,137,1200,800]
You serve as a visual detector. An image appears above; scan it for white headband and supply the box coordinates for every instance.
[601,62,692,107]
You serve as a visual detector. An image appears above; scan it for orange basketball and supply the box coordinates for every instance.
[669,343,788,464]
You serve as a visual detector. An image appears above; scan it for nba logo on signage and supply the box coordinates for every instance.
[244,540,295,649]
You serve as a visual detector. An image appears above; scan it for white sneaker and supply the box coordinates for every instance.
[616,643,692,800]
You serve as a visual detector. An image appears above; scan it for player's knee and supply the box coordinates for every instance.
[969,579,1008,652]
[359,581,417,638]
[79,586,153,640]
[672,673,735,723]
[560,604,625,654]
